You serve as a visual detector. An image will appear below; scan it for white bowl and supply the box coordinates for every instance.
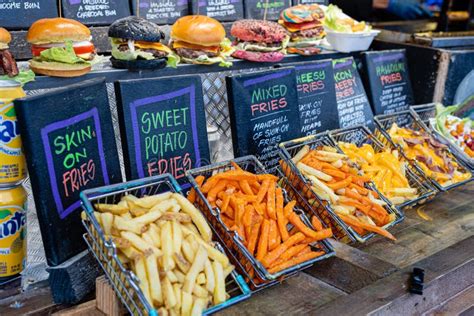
[324,28,381,53]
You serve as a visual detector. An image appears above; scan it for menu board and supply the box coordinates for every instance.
[14,78,121,266]
[191,0,244,22]
[61,0,130,26]
[115,75,210,187]
[333,57,374,130]
[244,0,291,20]
[0,0,57,29]
[362,50,414,115]
[131,0,188,24]
[226,68,301,168]
[287,60,339,135]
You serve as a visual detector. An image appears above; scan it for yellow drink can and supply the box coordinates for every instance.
[0,184,27,281]
[0,80,27,186]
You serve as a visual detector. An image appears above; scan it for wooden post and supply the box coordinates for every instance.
[95,276,127,316]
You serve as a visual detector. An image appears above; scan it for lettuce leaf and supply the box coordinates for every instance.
[324,5,352,33]
[39,41,89,64]
[220,38,235,57]
[0,70,35,86]
[166,52,180,68]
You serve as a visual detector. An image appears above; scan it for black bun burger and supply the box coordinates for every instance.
[108,16,178,70]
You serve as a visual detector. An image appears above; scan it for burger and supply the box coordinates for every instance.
[230,19,289,63]
[170,15,233,67]
[0,27,19,77]
[109,16,177,70]
[26,18,95,77]
[279,4,325,55]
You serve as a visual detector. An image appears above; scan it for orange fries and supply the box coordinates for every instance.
[190,167,331,274]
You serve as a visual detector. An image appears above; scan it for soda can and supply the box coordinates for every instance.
[0,79,27,186]
[0,184,27,283]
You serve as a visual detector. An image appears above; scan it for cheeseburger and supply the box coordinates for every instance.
[109,16,177,70]
[27,18,95,77]
[0,27,19,77]
[230,19,289,63]
[279,4,325,55]
[170,15,233,67]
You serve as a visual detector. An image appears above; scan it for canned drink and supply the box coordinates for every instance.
[0,80,27,186]
[0,184,27,282]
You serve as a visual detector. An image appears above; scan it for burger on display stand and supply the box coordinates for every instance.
[1,2,474,315]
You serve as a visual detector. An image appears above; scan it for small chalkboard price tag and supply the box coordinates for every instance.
[244,0,291,20]
[115,75,210,187]
[0,0,57,29]
[14,78,121,266]
[226,68,301,169]
[333,57,374,131]
[191,0,244,22]
[362,49,414,115]
[61,0,131,26]
[131,0,189,25]
[286,59,339,136]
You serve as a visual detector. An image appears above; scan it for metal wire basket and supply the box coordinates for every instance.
[186,156,335,291]
[329,125,437,210]
[374,110,473,192]
[80,174,251,316]
[410,103,474,171]
[278,133,404,243]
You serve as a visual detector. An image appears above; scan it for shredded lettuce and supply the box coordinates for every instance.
[0,70,35,86]
[39,41,89,64]
[435,98,474,140]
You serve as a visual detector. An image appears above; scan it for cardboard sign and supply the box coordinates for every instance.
[362,49,414,115]
[131,0,189,24]
[14,78,121,266]
[61,0,130,26]
[115,75,210,187]
[191,0,244,22]
[244,0,291,20]
[0,0,57,30]
[333,57,374,130]
[287,59,339,136]
[226,68,301,169]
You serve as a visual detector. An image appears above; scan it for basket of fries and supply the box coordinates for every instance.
[329,125,437,209]
[374,110,472,191]
[186,156,335,290]
[80,174,251,316]
[278,133,404,243]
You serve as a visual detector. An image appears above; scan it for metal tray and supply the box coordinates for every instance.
[278,133,404,244]
[186,156,335,291]
[329,125,437,210]
[374,110,473,192]
[80,174,251,316]
[413,31,474,48]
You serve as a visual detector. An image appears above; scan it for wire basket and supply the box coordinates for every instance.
[374,110,473,192]
[80,174,251,316]
[186,156,335,291]
[278,132,404,243]
[329,125,437,210]
[410,103,474,171]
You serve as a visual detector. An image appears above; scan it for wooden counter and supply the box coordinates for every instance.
[1,182,473,315]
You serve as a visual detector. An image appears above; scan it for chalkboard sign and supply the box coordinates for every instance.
[61,0,131,26]
[0,0,57,30]
[191,0,244,22]
[226,68,301,168]
[362,49,414,115]
[115,75,210,187]
[286,59,339,136]
[244,0,291,20]
[292,0,328,4]
[333,57,374,130]
[131,0,189,24]
[14,78,121,266]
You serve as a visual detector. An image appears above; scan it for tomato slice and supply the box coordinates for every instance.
[31,43,95,57]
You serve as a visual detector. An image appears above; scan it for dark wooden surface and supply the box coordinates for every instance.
[1,182,473,315]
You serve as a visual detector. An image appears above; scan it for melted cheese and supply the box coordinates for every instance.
[172,41,219,53]
[134,41,172,53]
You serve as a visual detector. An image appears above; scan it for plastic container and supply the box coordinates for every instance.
[324,28,381,53]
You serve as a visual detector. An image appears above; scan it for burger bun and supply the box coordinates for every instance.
[171,15,225,46]
[110,57,167,71]
[29,59,91,77]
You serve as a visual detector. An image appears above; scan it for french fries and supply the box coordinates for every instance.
[291,145,397,241]
[338,141,419,205]
[190,165,330,275]
[84,192,234,315]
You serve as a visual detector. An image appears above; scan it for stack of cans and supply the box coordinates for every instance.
[0,80,27,284]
